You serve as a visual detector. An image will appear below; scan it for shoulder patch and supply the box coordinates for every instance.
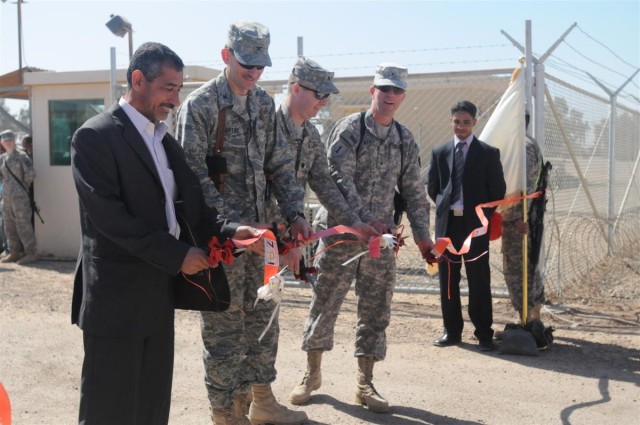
[330,139,350,158]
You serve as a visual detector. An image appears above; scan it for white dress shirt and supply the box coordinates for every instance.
[119,98,180,238]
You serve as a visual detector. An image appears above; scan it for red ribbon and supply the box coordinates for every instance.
[432,191,542,258]
[432,191,543,300]
[207,237,235,267]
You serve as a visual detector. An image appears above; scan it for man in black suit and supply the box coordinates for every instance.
[427,100,506,351]
[71,42,257,425]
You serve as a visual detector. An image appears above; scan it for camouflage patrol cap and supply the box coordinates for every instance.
[0,130,15,141]
[227,21,272,67]
[373,63,408,90]
[289,56,339,95]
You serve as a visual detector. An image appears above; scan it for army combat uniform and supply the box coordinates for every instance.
[302,109,430,359]
[0,147,36,259]
[267,103,361,227]
[175,70,305,410]
[501,137,545,318]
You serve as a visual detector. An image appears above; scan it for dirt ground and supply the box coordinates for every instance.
[1,259,638,425]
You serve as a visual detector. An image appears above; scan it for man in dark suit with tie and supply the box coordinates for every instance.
[71,42,257,425]
[427,100,506,351]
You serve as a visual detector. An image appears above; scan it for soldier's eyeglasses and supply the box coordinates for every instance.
[230,49,265,70]
[238,62,265,71]
[376,86,405,95]
[299,84,330,100]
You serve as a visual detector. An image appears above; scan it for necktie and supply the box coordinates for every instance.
[451,142,466,204]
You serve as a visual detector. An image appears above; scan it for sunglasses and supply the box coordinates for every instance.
[229,49,265,70]
[376,85,405,95]
[238,62,265,71]
[299,84,330,100]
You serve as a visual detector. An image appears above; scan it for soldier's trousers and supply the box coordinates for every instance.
[302,240,395,360]
[2,195,36,255]
[501,219,545,315]
[200,252,279,409]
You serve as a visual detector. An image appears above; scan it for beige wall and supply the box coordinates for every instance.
[30,82,112,258]
[24,67,217,258]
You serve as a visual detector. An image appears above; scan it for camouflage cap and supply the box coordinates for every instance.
[373,63,408,90]
[289,56,339,95]
[0,130,15,141]
[227,21,272,67]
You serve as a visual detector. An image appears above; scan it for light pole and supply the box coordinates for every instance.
[105,14,133,60]
[1,0,24,83]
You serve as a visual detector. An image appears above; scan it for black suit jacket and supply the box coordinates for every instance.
[427,136,506,240]
[71,103,236,338]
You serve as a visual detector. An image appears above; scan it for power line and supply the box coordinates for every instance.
[576,24,638,69]
[286,43,512,59]
[562,40,640,87]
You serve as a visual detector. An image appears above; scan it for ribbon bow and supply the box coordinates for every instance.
[207,237,236,267]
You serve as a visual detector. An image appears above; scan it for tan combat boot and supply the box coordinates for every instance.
[0,251,23,263]
[232,391,252,425]
[355,356,389,413]
[290,351,322,405]
[211,407,238,425]
[248,383,308,425]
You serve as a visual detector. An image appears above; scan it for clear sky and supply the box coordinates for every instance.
[1,0,639,103]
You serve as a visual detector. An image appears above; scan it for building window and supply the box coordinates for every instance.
[49,99,104,166]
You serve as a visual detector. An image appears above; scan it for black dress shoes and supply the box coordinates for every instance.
[433,333,462,347]
[478,339,496,351]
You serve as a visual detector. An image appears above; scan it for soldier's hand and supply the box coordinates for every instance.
[180,247,211,275]
[369,218,388,235]
[289,217,312,241]
[417,238,438,264]
[281,247,302,276]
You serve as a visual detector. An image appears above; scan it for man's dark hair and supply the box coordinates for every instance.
[451,100,477,118]
[126,42,184,87]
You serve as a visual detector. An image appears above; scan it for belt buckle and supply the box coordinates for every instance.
[453,209,463,217]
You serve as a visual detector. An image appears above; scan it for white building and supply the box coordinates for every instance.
[23,66,219,258]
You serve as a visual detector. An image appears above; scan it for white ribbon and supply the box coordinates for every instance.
[255,268,287,342]
[342,233,398,266]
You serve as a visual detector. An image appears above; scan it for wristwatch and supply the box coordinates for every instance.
[286,211,305,225]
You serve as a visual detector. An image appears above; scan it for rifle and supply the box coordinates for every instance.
[528,160,552,266]
[4,162,44,224]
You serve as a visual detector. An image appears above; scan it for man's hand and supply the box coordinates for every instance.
[289,217,312,241]
[417,238,437,264]
[180,247,211,275]
[281,247,302,276]
[352,221,380,240]
[234,225,265,256]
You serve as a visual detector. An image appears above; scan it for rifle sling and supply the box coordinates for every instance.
[4,161,32,201]
[359,111,403,187]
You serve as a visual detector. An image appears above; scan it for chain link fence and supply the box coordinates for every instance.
[169,66,640,302]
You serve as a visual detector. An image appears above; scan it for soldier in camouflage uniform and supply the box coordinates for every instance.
[175,21,311,425]
[292,64,435,413]
[501,117,545,324]
[0,130,37,265]
[267,57,377,275]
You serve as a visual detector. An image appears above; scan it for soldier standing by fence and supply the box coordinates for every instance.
[501,113,550,341]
